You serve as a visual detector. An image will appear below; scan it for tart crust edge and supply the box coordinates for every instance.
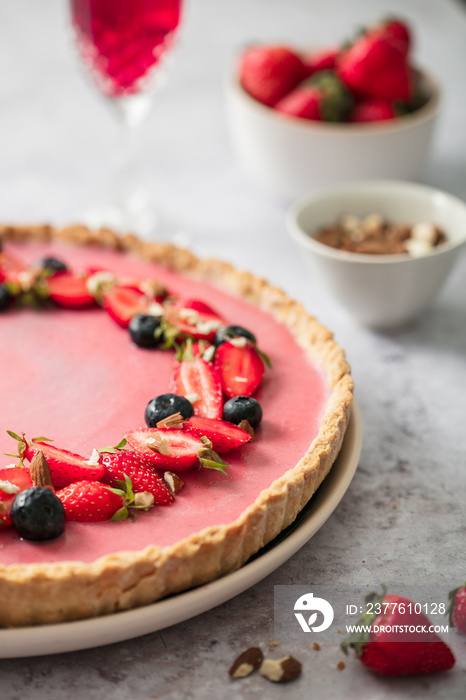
[0,224,353,627]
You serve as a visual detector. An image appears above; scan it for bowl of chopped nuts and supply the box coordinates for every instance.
[287,180,466,328]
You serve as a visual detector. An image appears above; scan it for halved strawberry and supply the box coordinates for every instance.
[171,343,223,419]
[56,480,127,522]
[214,341,265,398]
[101,286,148,328]
[46,272,96,309]
[124,428,229,474]
[8,432,104,489]
[182,416,251,453]
[99,447,174,505]
[164,299,225,342]
[174,298,221,316]
[0,251,27,284]
[0,466,34,527]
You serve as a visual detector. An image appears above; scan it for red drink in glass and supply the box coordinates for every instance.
[70,0,182,97]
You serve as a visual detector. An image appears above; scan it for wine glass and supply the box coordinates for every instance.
[69,0,184,239]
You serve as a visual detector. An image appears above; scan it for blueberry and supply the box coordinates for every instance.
[222,396,262,429]
[0,284,13,312]
[129,314,163,348]
[34,256,68,275]
[11,487,66,541]
[145,393,195,427]
[214,325,257,347]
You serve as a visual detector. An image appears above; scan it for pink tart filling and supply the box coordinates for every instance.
[0,241,330,565]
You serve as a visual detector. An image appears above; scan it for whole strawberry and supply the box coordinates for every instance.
[350,97,396,123]
[239,45,307,107]
[337,32,411,102]
[275,71,353,122]
[371,17,412,56]
[303,47,339,75]
[342,589,455,676]
[98,446,174,506]
[56,480,128,522]
[448,582,466,636]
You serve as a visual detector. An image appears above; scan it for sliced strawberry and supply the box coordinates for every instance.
[56,480,127,522]
[171,345,223,419]
[99,449,174,505]
[214,341,265,398]
[102,286,148,328]
[47,272,96,309]
[182,416,251,453]
[173,298,221,316]
[164,300,225,342]
[124,428,229,474]
[0,466,34,527]
[0,251,27,284]
[8,432,104,489]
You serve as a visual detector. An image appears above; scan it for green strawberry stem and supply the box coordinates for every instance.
[199,456,230,477]
[198,436,230,476]
[109,473,155,521]
[341,586,386,657]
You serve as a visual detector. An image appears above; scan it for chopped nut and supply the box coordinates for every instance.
[229,336,248,348]
[29,450,54,490]
[84,448,101,466]
[139,278,167,298]
[314,214,447,256]
[260,655,302,683]
[361,213,384,235]
[411,222,437,245]
[202,344,216,362]
[134,491,154,509]
[156,412,184,429]
[340,214,360,233]
[238,420,255,440]
[0,480,21,495]
[312,642,320,651]
[164,471,185,494]
[145,433,171,455]
[405,238,433,257]
[146,301,164,317]
[337,661,345,671]
[229,647,264,678]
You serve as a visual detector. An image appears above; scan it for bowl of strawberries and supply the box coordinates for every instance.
[225,17,441,200]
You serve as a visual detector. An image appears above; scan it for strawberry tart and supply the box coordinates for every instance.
[0,223,353,627]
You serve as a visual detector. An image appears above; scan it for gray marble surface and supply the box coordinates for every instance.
[1,0,466,697]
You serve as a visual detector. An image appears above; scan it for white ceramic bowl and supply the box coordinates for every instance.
[225,72,441,201]
[287,181,466,328]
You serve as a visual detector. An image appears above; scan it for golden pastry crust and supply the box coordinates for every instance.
[0,224,353,627]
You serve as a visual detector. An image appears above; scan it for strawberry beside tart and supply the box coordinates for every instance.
[0,224,353,627]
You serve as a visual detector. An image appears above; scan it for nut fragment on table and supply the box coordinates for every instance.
[259,655,302,682]
[313,214,446,256]
[229,647,264,678]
